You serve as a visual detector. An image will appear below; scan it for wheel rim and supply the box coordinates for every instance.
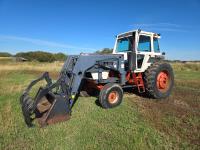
[108,91,119,104]
[157,71,170,92]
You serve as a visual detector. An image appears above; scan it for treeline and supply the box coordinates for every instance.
[0,48,113,62]
[0,51,67,62]
[0,52,12,57]
[15,51,67,62]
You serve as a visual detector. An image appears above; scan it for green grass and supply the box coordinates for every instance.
[0,72,171,150]
[0,62,199,149]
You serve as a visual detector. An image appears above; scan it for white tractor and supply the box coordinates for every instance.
[20,29,174,127]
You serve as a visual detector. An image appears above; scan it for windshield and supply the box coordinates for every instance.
[138,35,151,52]
[116,37,133,52]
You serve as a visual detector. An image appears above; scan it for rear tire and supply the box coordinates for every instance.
[99,83,123,108]
[144,62,174,99]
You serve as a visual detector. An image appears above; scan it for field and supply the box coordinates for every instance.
[0,58,200,149]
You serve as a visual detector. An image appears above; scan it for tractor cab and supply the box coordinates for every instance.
[113,29,163,72]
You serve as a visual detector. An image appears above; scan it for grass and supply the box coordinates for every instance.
[0,60,199,149]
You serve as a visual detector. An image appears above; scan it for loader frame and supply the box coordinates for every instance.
[20,54,126,127]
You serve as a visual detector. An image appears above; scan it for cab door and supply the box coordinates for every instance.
[135,33,152,72]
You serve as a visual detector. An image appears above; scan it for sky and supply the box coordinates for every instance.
[0,0,200,60]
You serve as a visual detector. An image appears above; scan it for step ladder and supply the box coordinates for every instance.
[133,73,145,93]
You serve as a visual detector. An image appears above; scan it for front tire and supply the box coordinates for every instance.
[144,62,174,99]
[99,83,123,108]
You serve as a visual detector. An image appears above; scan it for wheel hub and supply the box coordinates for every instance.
[108,91,119,104]
[157,71,169,91]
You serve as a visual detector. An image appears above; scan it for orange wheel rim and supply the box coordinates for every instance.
[108,91,119,104]
[157,71,170,92]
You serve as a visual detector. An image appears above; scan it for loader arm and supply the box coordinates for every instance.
[62,54,126,103]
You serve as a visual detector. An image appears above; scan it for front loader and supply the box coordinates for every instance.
[20,29,174,127]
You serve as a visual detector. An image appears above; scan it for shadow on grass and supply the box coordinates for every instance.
[95,98,102,108]
[123,87,152,99]
[93,87,158,109]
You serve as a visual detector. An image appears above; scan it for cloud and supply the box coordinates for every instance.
[131,22,188,32]
[142,27,188,33]
[132,23,181,28]
[0,35,97,51]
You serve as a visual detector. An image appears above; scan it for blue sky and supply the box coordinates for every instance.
[0,0,200,60]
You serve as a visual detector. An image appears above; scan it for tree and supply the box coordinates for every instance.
[15,51,55,62]
[95,48,113,54]
[54,53,67,61]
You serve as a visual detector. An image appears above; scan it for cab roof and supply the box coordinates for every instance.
[117,29,160,38]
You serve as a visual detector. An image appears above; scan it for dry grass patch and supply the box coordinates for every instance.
[0,61,63,72]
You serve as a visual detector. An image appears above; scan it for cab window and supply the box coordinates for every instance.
[116,39,129,52]
[116,36,133,52]
[138,35,151,52]
[153,37,160,52]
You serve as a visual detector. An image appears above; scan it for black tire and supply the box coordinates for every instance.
[144,62,174,99]
[99,83,123,108]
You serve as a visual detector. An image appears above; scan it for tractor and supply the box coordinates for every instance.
[20,29,174,127]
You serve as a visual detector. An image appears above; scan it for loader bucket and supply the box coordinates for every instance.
[20,72,71,127]
[21,89,71,127]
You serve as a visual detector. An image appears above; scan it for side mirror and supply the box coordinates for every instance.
[162,52,165,55]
